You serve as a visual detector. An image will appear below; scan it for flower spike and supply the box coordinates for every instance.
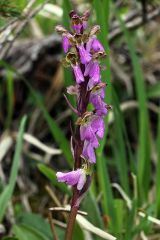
[55,10,112,239]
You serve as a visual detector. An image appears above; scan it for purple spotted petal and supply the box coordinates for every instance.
[62,34,71,53]
[86,36,104,52]
[87,77,101,90]
[100,88,105,99]
[77,170,86,190]
[72,65,84,84]
[82,141,96,163]
[92,38,104,52]
[80,124,99,148]
[56,169,81,186]
[86,37,94,52]
[94,96,107,116]
[56,169,86,190]
[84,61,93,76]
[72,24,82,33]
[90,88,105,106]
[91,116,105,139]
[82,21,88,30]
[84,61,100,82]
[78,44,91,64]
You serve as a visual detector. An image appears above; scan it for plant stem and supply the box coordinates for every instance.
[65,206,78,240]
[65,72,89,240]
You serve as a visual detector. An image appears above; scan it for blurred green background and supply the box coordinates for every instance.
[0,0,160,239]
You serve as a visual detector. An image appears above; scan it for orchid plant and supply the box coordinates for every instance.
[55,10,111,240]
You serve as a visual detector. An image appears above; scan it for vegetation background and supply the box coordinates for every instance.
[0,0,160,239]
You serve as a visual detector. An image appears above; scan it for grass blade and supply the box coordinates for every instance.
[23,80,72,167]
[5,70,14,129]
[112,90,129,194]
[116,10,151,203]
[0,116,27,222]
[94,0,117,230]
[156,109,160,217]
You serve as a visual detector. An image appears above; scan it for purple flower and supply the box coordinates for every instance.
[94,96,108,116]
[72,64,84,84]
[87,77,101,90]
[84,61,100,83]
[62,34,71,53]
[56,169,86,190]
[82,141,96,163]
[92,38,104,52]
[82,21,88,30]
[86,37,93,53]
[55,10,111,205]
[72,23,82,33]
[80,122,99,148]
[70,11,82,33]
[86,36,104,52]
[82,10,90,30]
[91,115,105,139]
[78,44,91,64]
[90,84,105,106]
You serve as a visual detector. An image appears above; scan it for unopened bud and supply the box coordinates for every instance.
[55,25,67,34]
[67,85,79,95]
[90,25,101,36]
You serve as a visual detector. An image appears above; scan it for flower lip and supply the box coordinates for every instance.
[78,44,91,64]
[82,141,96,163]
[72,64,84,84]
[56,168,87,191]
[62,34,71,53]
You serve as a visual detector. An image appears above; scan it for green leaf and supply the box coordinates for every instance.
[13,224,48,240]
[37,163,71,195]
[82,190,103,229]
[114,199,125,236]
[0,116,27,222]
[17,213,52,240]
[2,237,18,240]
[62,0,72,30]
[73,223,84,240]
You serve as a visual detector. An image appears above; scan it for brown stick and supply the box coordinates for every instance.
[48,211,59,240]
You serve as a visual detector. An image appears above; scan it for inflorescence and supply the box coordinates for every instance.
[56,10,111,195]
